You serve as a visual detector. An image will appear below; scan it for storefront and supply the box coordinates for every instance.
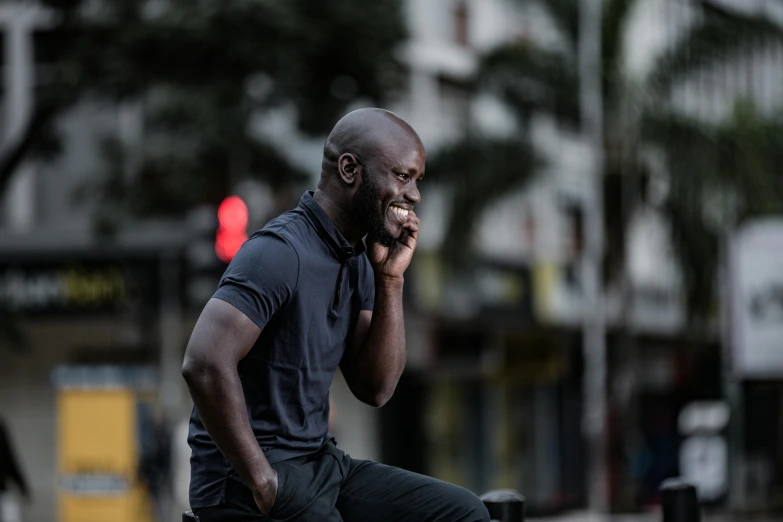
[378,253,586,515]
[605,332,723,511]
[421,325,584,515]
[0,248,196,522]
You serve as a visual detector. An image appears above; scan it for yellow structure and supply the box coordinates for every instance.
[60,486,152,522]
[55,366,156,522]
[58,389,137,476]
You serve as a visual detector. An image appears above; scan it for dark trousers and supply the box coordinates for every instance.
[194,442,489,522]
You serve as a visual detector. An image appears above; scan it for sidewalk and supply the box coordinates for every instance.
[530,512,783,522]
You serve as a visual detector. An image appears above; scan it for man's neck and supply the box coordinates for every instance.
[312,189,363,247]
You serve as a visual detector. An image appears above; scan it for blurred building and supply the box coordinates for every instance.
[387,0,590,513]
[622,0,783,512]
[384,0,783,515]
[0,5,194,521]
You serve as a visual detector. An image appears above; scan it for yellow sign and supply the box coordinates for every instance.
[55,369,155,522]
[58,390,137,477]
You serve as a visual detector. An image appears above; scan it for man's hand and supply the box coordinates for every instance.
[368,211,420,279]
[252,469,278,516]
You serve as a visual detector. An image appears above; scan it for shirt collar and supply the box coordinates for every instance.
[299,191,366,260]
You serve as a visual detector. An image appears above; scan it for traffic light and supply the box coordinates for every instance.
[185,196,249,309]
[215,196,249,263]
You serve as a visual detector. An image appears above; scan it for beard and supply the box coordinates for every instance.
[351,166,396,247]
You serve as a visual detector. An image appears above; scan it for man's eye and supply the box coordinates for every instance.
[397,173,410,181]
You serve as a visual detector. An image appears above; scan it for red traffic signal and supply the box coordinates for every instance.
[215,196,249,262]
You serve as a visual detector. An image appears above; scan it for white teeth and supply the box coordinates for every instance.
[391,206,409,218]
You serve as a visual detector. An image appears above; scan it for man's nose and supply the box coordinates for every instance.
[405,184,421,204]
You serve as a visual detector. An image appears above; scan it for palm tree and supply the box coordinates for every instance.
[432,0,783,320]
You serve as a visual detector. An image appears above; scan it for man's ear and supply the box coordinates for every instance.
[337,153,361,185]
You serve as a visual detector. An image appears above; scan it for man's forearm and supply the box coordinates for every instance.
[183,362,273,489]
[355,275,407,405]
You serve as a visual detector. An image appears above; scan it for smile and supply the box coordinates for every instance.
[390,205,409,218]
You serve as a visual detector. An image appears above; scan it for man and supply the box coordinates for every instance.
[0,415,30,522]
[182,108,489,521]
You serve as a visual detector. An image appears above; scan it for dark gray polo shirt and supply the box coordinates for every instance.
[188,191,375,508]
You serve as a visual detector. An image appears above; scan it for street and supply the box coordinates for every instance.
[532,512,783,522]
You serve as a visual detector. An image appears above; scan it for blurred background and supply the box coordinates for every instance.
[1,0,783,521]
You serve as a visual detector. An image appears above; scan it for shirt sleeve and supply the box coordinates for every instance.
[359,254,375,311]
[212,233,300,329]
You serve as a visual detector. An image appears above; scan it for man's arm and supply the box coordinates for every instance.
[181,298,276,514]
[340,211,420,407]
[341,276,406,407]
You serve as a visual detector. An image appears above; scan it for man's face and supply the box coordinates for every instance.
[350,145,425,246]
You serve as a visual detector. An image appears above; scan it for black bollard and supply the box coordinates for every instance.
[183,511,200,522]
[480,489,525,522]
[660,479,701,522]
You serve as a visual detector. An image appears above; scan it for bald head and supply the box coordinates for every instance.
[321,108,424,182]
[314,108,425,246]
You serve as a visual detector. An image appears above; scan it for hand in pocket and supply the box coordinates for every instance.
[251,469,279,516]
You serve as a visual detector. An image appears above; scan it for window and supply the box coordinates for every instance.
[453,0,469,47]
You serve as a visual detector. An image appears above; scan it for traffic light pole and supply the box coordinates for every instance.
[160,251,185,422]
[579,0,608,516]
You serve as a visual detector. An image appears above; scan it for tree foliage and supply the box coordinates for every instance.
[431,0,783,320]
[643,101,783,314]
[428,137,540,263]
[3,0,407,226]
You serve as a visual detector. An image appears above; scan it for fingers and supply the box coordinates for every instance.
[402,211,420,237]
[399,231,417,251]
[400,211,419,249]
[367,240,391,268]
